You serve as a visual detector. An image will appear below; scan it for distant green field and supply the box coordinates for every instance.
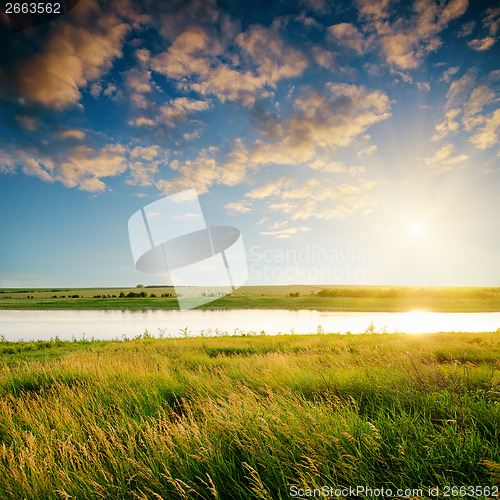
[0,332,499,499]
[1,285,500,312]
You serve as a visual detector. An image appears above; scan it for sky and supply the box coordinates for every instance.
[0,0,499,288]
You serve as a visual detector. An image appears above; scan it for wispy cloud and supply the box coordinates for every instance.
[260,226,311,239]
[225,200,252,214]
[246,176,378,221]
[423,143,468,172]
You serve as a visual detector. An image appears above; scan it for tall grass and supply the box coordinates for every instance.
[0,332,499,499]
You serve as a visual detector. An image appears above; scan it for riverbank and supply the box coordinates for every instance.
[1,332,499,499]
[1,285,500,312]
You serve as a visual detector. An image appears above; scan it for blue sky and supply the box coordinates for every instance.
[1,0,499,287]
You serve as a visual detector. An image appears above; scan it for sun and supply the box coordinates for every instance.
[409,220,424,235]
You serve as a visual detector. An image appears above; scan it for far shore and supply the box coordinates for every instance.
[1,285,499,313]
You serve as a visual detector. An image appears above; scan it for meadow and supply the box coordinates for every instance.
[1,285,500,312]
[0,331,499,499]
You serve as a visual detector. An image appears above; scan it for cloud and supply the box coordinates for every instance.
[237,24,308,83]
[356,0,392,19]
[156,138,256,195]
[124,67,153,108]
[423,143,468,172]
[128,96,211,130]
[468,37,496,51]
[225,200,252,214]
[157,83,390,198]
[249,83,391,166]
[440,66,460,82]
[445,71,476,109]
[126,145,166,186]
[56,129,87,140]
[151,23,308,105]
[457,21,475,37]
[357,144,378,157]
[431,108,461,141]
[125,69,152,94]
[466,8,500,51]
[246,176,378,221]
[483,7,500,35]
[14,115,40,131]
[22,159,54,183]
[160,97,211,126]
[260,226,311,239]
[56,144,129,191]
[328,23,368,54]
[463,85,497,127]
[156,150,219,195]
[151,26,260,103]
[1,142,131,191]
[268,220,289,230]
[356,0,468,73]
[129,117,156,127]
[311,46,335,69]
[127,161,159,187]
[483,7,500,36]
[470,109,500,150]
[433,70,500,146]
[298,0,329,14]
[0,152,15,174]
[135,48,151,65]
[246,176,295,199]
[9,1,130,108]
[309,157,347,173]
[151,28,220,79]
[130,145,161,161]
[183,130,200,141]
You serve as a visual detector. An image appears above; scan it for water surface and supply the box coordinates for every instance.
[1,309,499,342]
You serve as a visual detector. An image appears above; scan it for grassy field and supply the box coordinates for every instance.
[0,332,499,499]
[1,285,500,312]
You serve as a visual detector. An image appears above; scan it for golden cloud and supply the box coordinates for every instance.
[13,1,129,108]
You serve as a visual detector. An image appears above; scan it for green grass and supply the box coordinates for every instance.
[0,332,499,499]
[1,285,500,312]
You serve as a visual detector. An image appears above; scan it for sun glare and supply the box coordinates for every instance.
[409,220,424,235]
[403,310,433,334]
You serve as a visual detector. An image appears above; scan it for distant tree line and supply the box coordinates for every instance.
[313,287,500,299]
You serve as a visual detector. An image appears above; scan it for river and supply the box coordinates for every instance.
[1,309,499,341]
